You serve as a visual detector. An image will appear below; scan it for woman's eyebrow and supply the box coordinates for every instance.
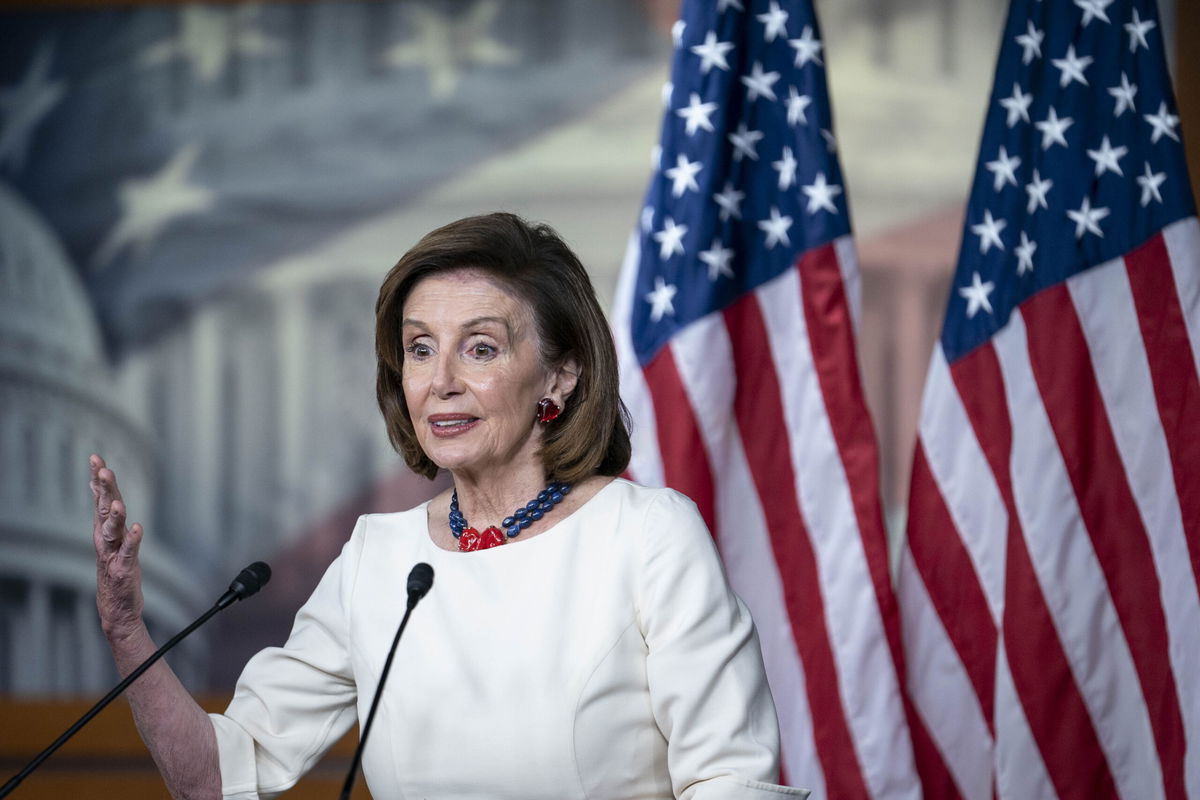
[460,315,506,328]
[461,315,519,338]
[400,315,518,337]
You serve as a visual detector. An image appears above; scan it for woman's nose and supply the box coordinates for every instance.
[431,354,462,398]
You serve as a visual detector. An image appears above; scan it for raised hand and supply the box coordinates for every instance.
[90,454,145,641]
[88,455,223,797]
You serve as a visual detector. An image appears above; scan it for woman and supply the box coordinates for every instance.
[93,212,807,799]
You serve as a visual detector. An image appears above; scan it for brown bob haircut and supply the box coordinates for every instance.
[375,212,632,483]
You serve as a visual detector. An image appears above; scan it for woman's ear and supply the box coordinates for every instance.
[551,355,580,402]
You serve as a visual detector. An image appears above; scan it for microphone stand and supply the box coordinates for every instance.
[340,563,433,800]
[0,562,271,799]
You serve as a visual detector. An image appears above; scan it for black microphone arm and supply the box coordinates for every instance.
[340,562,434,800]
[0,562,272,799]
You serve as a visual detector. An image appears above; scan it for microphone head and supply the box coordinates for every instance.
[407,562,434,602]
[229,561,272,601]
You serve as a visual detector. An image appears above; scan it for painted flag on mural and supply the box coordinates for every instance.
[897,0,1200,797]
[613,1,921,796]
[0,1,652,354]
[0,0,663,691]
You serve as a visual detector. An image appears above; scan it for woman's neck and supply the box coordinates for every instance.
[449,468,551,528]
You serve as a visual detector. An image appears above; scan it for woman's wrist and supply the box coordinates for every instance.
[102,616,153,657]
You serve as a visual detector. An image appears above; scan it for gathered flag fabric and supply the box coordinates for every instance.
[613,1,921,796]
[897,0,1200,797]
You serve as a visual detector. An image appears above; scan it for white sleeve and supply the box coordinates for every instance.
[208,516,366,800]
[636,490,810,800]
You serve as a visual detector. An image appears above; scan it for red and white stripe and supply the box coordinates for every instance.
[615,234,921,798]
[900,216,1200,799]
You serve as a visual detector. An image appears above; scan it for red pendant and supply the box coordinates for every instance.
[458,526,506,552]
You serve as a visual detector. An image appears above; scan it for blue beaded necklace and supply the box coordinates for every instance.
[449,481,571,552]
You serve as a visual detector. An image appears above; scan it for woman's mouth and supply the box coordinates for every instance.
[428,416,478,437]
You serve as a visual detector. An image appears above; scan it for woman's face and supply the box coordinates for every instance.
[400,269,568,480]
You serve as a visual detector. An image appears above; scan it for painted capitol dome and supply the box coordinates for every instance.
[0,181,205,694]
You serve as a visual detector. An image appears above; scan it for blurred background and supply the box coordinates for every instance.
[0,0,1196,793]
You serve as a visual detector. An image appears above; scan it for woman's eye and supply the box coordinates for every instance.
[470,342,496,358]
[405,343,432,358]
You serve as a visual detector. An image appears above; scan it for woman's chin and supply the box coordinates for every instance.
[424,444,485,474]
[427,449,540,481]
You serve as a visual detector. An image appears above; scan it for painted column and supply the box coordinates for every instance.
[274,285,310,540]
[18,579,50,694]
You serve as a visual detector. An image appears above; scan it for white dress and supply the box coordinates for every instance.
[210,479,809,799]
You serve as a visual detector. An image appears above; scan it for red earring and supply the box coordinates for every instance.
[536,398,562,423]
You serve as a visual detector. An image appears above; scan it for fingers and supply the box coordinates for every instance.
[89,455,143,571]
[94,467,125,507]
[95,497,126,554]
[89,454,104,499]
[91,457,127,530]
[107,499,126,543]
[94,494,135,551]
[122,522,144,563]
[94,500,145,571]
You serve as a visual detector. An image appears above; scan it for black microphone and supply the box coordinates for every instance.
[406,562,433,609]
[217,561,273,609]
[340,563,434,800]
[0,562,272,799]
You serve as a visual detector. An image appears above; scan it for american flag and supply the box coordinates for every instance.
[897,0,1200,797]
[612,1,921,796]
